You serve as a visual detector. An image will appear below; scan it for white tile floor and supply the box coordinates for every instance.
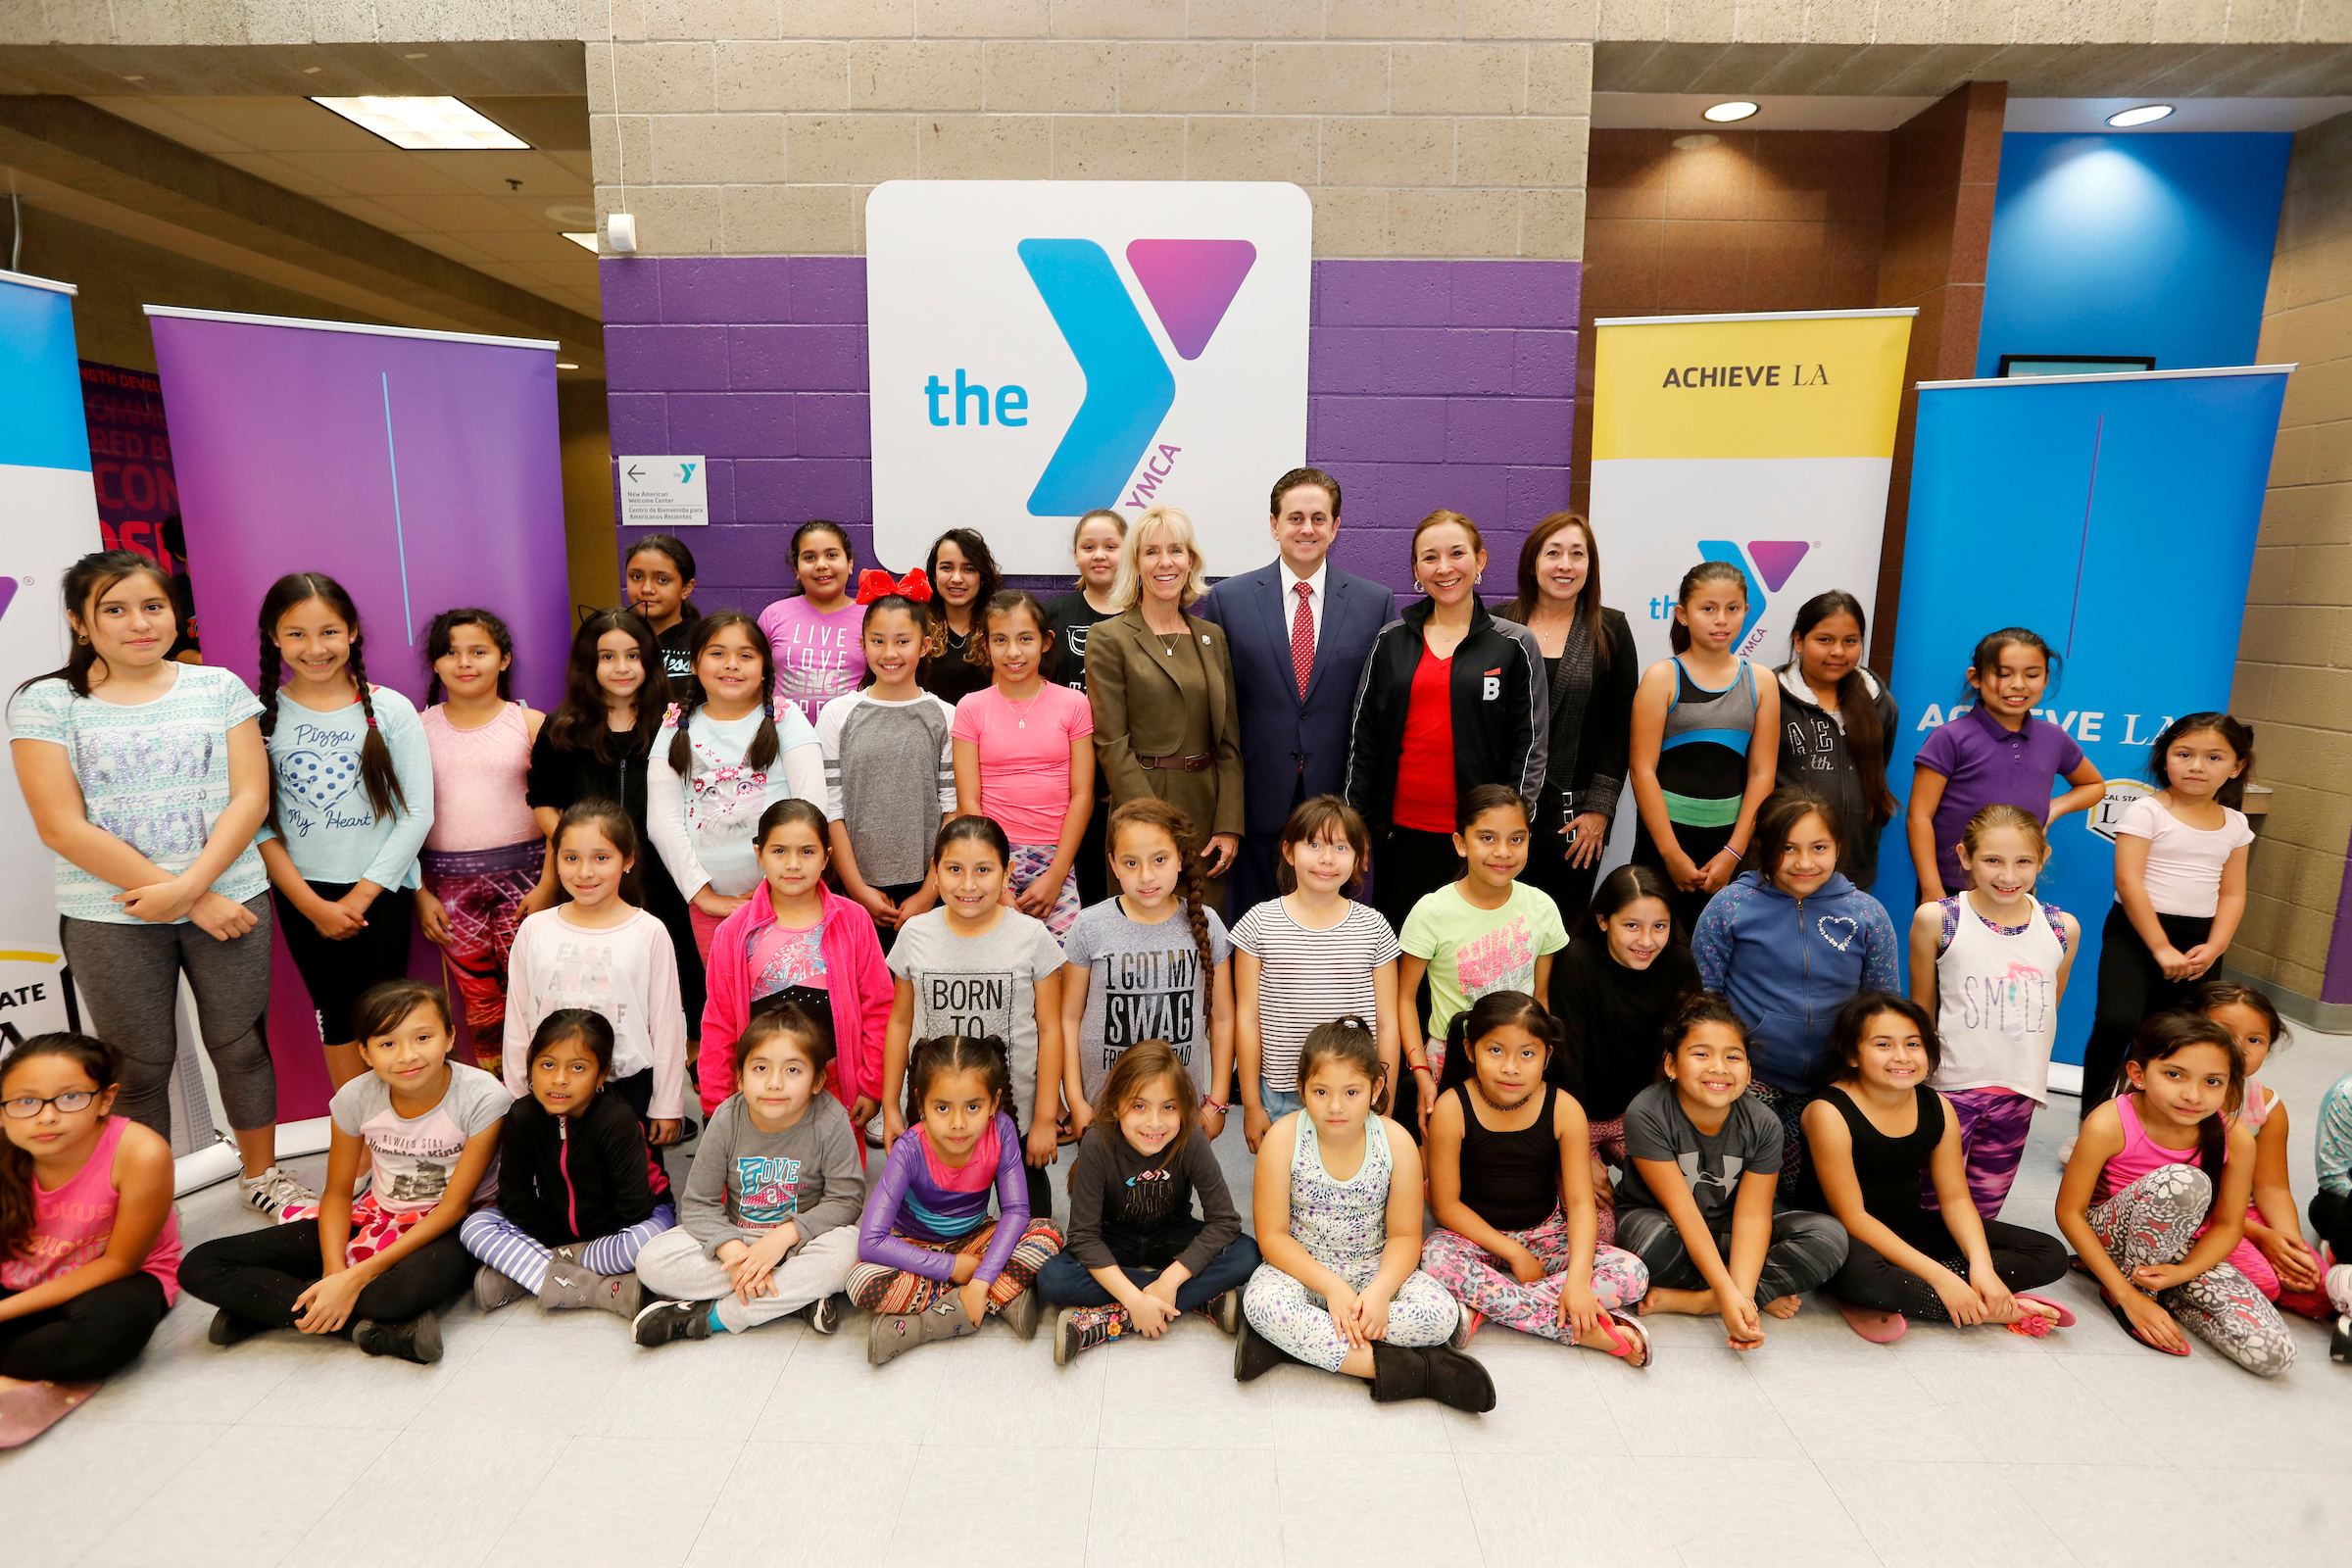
[9,1029,2350,1567]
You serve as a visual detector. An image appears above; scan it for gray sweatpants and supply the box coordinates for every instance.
[633,1225,858,1333]
[1614,1204,1849,1303]
[59,895,277,1137]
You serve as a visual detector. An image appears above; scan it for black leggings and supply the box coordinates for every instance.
[178,1218,472,1329]
[1824,1218,2069,1320]
[1631,817,1738,939]
[2080,904,2213,1117]
[273,882,418,1046]
[0,1273,168,1381]
[2311,1190,2352,1263]
[1375,826,1461,933]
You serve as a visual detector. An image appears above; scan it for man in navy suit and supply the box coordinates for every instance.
[1196,467,1398,915]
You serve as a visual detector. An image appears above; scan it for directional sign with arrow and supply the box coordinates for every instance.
[617,455,709,528]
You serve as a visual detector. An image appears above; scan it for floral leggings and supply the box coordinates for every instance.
[1419,1207,1649,1343]
[846,1218,1063,1315]
[1007,840,1082,939]
[1241,1255,1461,1372]
[2086,1163,2295,1377]
[421,841,541,1034]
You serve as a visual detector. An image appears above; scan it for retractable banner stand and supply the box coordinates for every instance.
[148,308,569,1118]
[1588,308,1915,864]
[0,271,106,1069]
[1874,367,2292,1085]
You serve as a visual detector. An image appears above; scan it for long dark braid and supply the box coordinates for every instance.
[1108,799,1214,994]
[342,639,408,820]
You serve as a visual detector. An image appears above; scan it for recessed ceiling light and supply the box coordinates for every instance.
[303,67,320,74]
[311,96,528,150]
[2106,103,2174,127]
[556,362,580,369]
[1703,101,1759,123]
[562,231,600,253]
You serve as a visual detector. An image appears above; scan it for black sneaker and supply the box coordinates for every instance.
[801,1294,843,1336]
[633,1298,714,1348]
[207,1308,266,1348]
[352,1312,443,1365]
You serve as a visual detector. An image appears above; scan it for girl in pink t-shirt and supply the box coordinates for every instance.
[0,1033,180,1443]
[759,520,868,727]
[954,590,1095,938]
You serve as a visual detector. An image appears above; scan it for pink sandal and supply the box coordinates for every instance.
[1594,1308,1651,1367]
[1833,1297,1908,1344]
[0,1379,100,1448]
[2009,1294,2075,1332]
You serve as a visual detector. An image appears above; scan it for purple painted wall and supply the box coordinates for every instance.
[601,255,1579,607]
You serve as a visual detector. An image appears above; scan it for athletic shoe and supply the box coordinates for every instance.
[2327,1262,2352,1318]
[633,1298,714,1348]
[1054,1306,1130,1365]
[353,1312,443,1365]
[801,1294,843,1335]
[473,1265,532,1313]
[1449,1307,1485,1348]
[236,1165,314,1217]
[1208,1289,1242,1337]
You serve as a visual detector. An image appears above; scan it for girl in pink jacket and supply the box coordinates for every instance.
[699,800,891,1134]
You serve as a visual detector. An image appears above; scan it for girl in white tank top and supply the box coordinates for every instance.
[1907,805,2080,1216]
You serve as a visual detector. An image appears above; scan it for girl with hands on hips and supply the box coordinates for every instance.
[1232,1018,1495,1410]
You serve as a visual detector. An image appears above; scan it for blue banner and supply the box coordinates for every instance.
[1874,367,2289,1072]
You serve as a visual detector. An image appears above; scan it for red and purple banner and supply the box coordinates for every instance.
[79,360,180,566]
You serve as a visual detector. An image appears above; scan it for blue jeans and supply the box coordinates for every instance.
[1260,1085,1302,1122]
[1036,1218,1262,1310]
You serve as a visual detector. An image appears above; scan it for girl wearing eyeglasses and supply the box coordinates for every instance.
[0,1033,180,1446]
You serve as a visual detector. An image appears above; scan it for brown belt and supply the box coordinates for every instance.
[1139,753,1213,772]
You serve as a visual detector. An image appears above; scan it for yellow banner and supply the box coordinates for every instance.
[1592,311,1914,462]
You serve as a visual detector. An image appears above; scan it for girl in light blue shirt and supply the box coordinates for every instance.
[254,572,434,1089]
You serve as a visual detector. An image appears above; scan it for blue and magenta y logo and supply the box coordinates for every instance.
[923,239,1257,516]
[1692,539,1810,652]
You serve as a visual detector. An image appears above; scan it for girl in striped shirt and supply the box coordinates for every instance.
[1233,796,1401,1153]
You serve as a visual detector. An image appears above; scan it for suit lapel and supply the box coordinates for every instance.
[1251,565,1294,709]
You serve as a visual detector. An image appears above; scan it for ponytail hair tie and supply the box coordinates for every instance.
[365,713,379,729]
[858,566,932,605]
[663,702,684,725]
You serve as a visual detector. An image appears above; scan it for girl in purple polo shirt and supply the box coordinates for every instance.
[1905,627,2105,901]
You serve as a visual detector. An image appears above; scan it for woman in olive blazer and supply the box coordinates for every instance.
[1086,506,1245,911]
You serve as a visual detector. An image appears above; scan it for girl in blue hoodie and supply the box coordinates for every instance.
[1693,787,1899,1193]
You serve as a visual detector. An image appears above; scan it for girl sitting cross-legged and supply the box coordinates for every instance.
[1610,994,1846,1350]
[461,1008,675,1321]
[1036,1040,1261,1364]
[1797,992,2071,1344]
[1234,1016,1495,1411]
[1419,992,1652,1365]
[631,1001,866,1346]
[851,1033,1063,1365]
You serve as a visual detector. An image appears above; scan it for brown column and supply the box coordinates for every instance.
[1871,80,2007,670]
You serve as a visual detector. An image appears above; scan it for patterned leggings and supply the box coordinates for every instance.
[459,1202,677,1295]
[1419,1207,1648,1343]
[2086,1164,2296,1377]
[422,841,541,1034]
[1746,1082,1810,1200]
[1933,1087,2039,1219]
[847,1218,1063,1314]
[1006,840,1082,938]
[1242,1252,1461,1372]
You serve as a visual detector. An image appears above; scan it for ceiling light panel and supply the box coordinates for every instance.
[311,96,529,151]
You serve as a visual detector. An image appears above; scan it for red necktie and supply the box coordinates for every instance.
[1291,580,1314,699]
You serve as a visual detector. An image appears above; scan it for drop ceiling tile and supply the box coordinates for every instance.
[153,96,390,153]
[80,96,246,154]
[408,149,588,198]
[211,149,348,199]
[519,259,602,288]
[542,149,595,181]
[270,149,479,197]
[315,193,432,234]
[371,193,544,233]
[444,229,596,263]
[402,232,502,270]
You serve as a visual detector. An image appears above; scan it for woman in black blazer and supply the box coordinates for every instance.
[1491,512,1637,923]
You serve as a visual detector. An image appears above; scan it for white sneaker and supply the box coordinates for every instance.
[237,1165,315,1217]
[2327,1262,2352,1318]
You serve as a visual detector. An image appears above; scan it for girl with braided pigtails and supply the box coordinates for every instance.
[253,573,434,1090]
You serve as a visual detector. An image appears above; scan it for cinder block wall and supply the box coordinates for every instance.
[2233,108,2352,1004]
[586,5,1594,261]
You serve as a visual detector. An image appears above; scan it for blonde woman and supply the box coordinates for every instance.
[1083,506,1245,911]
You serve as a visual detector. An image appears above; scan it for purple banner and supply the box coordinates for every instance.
[147,311,568,710]
[149,310,567,1114]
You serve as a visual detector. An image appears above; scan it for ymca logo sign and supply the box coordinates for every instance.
[867,181,1311,577]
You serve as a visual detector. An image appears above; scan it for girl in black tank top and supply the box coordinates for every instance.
[1799,993,2071,1343]
[1418,991,1655,1364]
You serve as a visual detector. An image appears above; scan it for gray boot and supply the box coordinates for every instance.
[473,1264,532,1313]
[868,1297,979,1366]
[540,1256,643,1318]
